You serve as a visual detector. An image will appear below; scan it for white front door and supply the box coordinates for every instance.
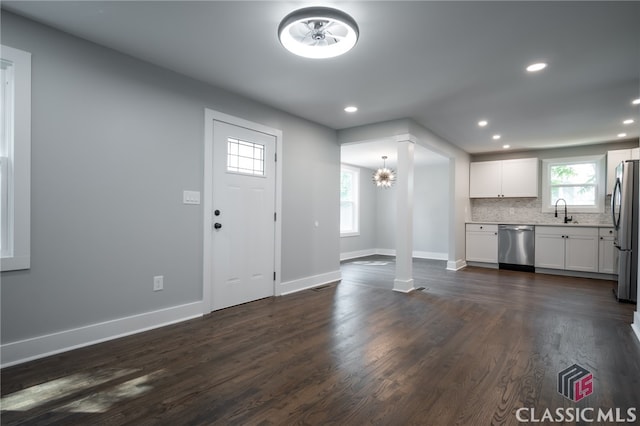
[211,120,276,310]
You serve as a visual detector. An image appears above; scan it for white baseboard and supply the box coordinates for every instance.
[1,301,204,368]
[340,248,447,261]
[632,311,640,343]
[446,259,467,271]
[279,270,342,296]
[376,248,396,257]
[413,250,448,261]
[340,249,377,261]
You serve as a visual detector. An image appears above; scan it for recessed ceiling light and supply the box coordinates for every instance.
[344,106,358,113]
[632,98,640,105]
[478,120,488,127]
[618,133,628,138]
[502,144,511,149]
[623,119,634,125]
[278,7,359,59]
[526,62,547,72]
[492,134,501,140]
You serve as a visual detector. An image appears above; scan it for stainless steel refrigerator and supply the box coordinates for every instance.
[612,159,639,302]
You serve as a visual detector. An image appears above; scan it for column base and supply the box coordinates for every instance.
[393,278,415,293]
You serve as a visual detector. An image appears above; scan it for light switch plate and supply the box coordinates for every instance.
[183,190,201,205]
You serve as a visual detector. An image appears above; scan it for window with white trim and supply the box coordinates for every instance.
[340,165,359,236]
[1,45,31,271]
[541,155,605,213]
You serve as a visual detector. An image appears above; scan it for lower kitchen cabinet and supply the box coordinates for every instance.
[466,224,498,263]
[598,227,617,274]
[535,226,599,272]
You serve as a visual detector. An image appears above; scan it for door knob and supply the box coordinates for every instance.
[214,223,222,229]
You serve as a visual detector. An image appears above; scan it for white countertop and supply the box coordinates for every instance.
[466,221,614,228]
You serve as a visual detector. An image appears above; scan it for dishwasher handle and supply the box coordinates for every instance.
[499,225,534,232]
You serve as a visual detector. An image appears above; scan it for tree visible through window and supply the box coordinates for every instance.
[542,155,605,213]
[550,162,596,206]
[340,165,359,236]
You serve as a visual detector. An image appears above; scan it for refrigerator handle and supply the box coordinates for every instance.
[612,178,621,229]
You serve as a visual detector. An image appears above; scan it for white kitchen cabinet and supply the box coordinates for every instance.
[534,231,566,269]
[466,224,498,263]
[469,158,538,198]
[535,226,598,272]
[598,227,618,274]
[469,161,501,198]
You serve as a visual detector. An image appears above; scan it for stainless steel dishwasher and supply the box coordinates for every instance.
[498,225,535,272]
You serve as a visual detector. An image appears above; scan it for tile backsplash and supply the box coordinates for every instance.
[470,197,613,226]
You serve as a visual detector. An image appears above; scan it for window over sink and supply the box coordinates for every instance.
[541,155,605,213]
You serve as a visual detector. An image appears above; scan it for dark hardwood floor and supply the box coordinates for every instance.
[2,256,639,425]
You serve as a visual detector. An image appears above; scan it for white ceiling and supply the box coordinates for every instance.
[341,140,447,170]
[3,1,639,157]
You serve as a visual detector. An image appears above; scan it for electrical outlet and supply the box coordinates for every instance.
[153,275,163,291]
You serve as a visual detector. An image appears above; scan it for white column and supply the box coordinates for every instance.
[394,138,415,293]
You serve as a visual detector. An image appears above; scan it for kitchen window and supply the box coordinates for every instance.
[541,155,605,214]
[1,45,31,271]
[340,165,359,236]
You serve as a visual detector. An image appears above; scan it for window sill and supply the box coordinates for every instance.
[541,207,604,214]
[1,255,30,272]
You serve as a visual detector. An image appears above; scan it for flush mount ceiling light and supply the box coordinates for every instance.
[478,120,488,127]
[618,133,628,138]
[344,106,358,113]
[623,119,634,125]
[526,62,547,72]
[373,156,395,188]
[278,6,359,59]
[632,98,640,105]
[492,134,501,140]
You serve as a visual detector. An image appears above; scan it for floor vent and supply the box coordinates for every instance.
[311,284,334,292]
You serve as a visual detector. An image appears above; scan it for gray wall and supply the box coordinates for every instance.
[339,164,377,255]
[406,120,471,268]
[341,162,449,256]
[1,12,339,343]
[375,184,397,250]
[414,163,449,255]
[337,118,470,267]
[470,140,639,163]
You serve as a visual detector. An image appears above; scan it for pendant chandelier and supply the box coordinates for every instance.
[373,156,396,188]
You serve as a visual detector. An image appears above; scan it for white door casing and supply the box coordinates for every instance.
[203,110,283,313]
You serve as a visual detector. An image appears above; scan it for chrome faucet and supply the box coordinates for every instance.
[555,198,573,223]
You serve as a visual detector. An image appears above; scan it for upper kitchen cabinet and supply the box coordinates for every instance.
[606,148,640,195]
[469,158,538,198]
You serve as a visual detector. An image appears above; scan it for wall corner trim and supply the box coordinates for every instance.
[632,312,640,343]
[1,301,204,368]
[446,259,467,271]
